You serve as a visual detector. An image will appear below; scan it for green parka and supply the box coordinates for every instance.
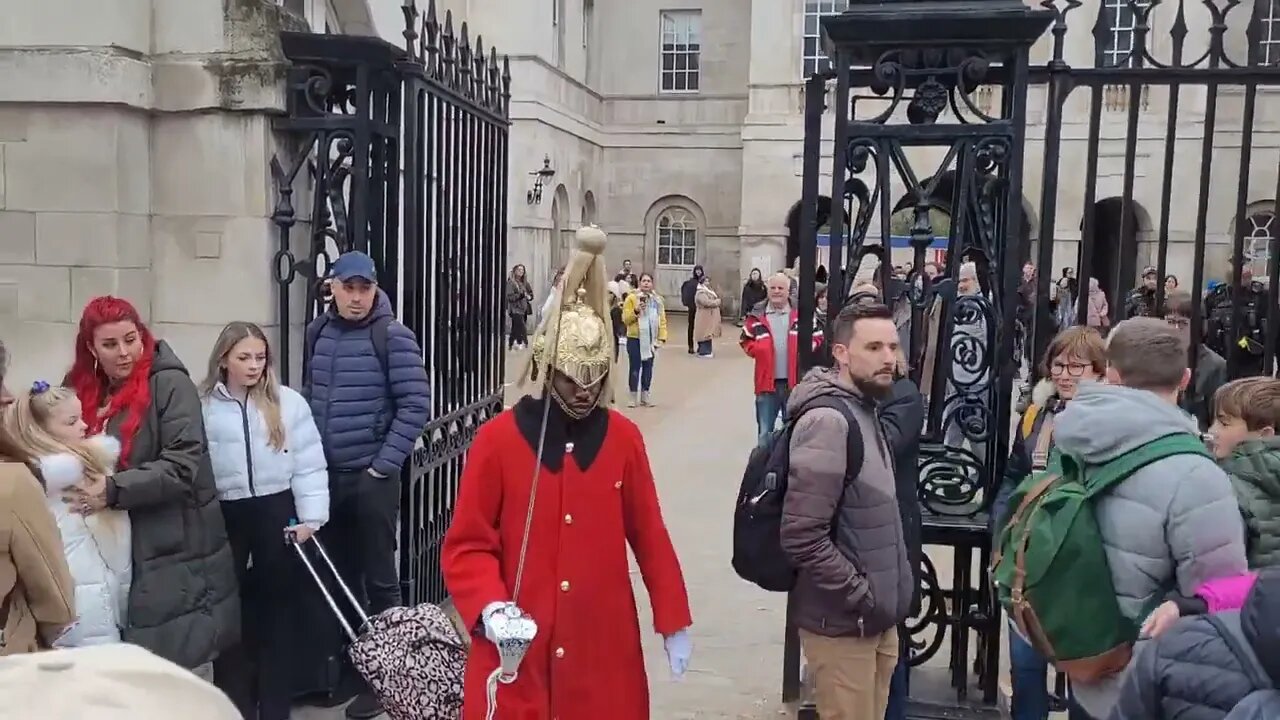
[1221,437,1280,569]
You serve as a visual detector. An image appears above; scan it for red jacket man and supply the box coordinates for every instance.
[741,273,824,446]
[442,227,692,720]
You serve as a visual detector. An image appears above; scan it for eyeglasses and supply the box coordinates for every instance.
[1049,362,1091,377]
[1165,316,1190,329]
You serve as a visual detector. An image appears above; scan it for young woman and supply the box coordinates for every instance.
[1086,277,1110,335]
[63,296,237,674]
[0,339,75,656]
[505,264,534,350]
[739,268,766,324]
[693,275,722,358]
[993,325,1108,720]
[621,272,668,407]
[7,382,129,648]
[200,322,328,720]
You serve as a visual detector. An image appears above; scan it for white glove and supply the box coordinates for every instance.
[481,601,508,645]
[663,628,692,680]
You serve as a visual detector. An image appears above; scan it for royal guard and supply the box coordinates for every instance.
[441,226,693,720]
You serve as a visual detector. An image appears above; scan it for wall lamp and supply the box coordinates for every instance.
[527,155,556,205]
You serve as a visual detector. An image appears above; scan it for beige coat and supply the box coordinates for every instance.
[0,460,75,655]
[693,284,723,342]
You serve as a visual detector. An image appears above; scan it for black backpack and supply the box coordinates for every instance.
[732,397,864,592]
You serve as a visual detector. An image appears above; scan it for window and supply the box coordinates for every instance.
[660,11,701,93]
[1245,208,1276,263]
[1261,0,1280,66]
[802,0,848,78]
[553,0,566,68]
[1099,0,1151,68]
[656,209,698,267]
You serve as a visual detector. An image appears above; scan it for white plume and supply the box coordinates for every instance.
[86,434,121,471]
[39,453,84,496]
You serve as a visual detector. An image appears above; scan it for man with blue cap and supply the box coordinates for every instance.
[302,250,431,719]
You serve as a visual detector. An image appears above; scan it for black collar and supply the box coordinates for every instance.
[511,395,610,473]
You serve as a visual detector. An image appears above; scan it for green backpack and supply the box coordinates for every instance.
[991,433,1210,683]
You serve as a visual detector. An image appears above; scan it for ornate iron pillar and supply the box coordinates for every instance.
[793,0,1050,715]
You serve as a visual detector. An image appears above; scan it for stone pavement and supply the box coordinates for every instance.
[293,316,1019,719]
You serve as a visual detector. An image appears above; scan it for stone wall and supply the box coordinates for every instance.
[0,0,302,388]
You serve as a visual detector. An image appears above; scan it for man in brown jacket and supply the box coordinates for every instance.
[780,302,912,720]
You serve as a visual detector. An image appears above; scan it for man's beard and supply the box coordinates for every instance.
[850,371,894,399]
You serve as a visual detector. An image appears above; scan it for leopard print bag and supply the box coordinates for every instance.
[290,537,465,720]
[348,604,466,720]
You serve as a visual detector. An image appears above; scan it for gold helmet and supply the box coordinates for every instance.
[523,225,614,408]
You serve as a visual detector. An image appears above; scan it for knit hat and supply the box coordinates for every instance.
[0,645,242,719]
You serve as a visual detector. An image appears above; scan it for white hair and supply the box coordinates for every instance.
[959,261,978,281]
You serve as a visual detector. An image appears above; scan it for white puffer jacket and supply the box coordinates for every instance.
[38,435,131,648]
[202,383,329,527]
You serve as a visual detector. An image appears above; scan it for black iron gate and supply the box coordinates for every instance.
[270,0,510,606]
[792,0,1280,718]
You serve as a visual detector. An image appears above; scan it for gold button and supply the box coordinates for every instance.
[614,481,622,489]
[564,514,573,525]
[560,580,570,592]
[554,647,565,658]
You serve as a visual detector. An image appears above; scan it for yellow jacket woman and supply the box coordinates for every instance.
[619,272,668,407]
[621,288,668,342]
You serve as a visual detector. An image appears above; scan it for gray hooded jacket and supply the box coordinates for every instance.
[1053,383,1249,719]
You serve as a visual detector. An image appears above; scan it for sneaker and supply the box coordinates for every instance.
[641,392,655,407]
[627,396,638,408]
[345,692,383,719]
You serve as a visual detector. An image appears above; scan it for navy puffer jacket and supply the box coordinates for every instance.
[305,290,431,476]
[1109,568,1280,720]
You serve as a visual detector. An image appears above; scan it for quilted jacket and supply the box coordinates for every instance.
[1054,383,1249,719]
[38,437,130,648]
[1218,437,1280,569]
[1109,568,1280,720]
[202,383,329,527]
[304,289,431,476]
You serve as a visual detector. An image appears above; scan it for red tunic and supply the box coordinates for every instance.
[441,403,692,720]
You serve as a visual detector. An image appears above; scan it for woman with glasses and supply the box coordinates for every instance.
[991,325,1108,720]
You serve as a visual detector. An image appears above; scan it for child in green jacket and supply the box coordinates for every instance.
[1208,377,1280,568]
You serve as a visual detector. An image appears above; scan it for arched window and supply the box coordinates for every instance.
[656,208,698,267]
[1245,206,1277,262]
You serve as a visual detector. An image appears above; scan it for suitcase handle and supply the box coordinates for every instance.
[288,533,371,643]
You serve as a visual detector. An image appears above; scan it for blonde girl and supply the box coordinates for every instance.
[199,321,327,720]
[5,381,129,648]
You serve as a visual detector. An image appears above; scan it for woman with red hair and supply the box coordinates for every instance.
[62,296,238,674]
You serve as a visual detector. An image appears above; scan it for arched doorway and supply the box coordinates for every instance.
[582,191,597,226]
[889,171,1037,295]
[1082,197,1145,311]
[550,184,572,271]
[786,196,850,283]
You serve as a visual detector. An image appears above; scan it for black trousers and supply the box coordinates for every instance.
[214,490,299,720]
[321,469,402,617]
[686,307,697,351]
[508,312,528,348]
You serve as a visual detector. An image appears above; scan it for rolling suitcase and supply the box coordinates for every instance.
[289,534,466,720]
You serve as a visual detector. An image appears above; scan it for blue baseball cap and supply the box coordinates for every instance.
[331,251,377,283]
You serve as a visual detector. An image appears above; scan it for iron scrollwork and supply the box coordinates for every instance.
[860,48,1003,126]
[272,0,513,607]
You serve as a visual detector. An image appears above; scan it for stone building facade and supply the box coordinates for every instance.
[1,0,1277,385]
